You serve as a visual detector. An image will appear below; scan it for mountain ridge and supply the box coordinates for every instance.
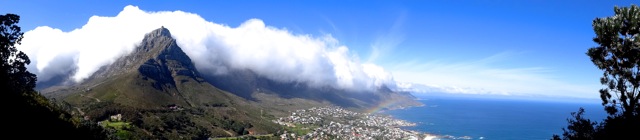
[203,67,422,110]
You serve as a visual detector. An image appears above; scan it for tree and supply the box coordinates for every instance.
[588,4,640,138]
[0,13,36,96]
[1,13,106,139]
[553,108,598,140]
[555,4,640,140]
[587,4,640,119]
[587,5,640,137]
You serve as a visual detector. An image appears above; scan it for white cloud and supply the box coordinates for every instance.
[396,82,507,95]
[17,5,595,99]
[18,5,395,91]
[389,52,600,99]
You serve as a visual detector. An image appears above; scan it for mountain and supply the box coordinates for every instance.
[203,67,422,111]
[44,27,421,138]
[46,27,279,138]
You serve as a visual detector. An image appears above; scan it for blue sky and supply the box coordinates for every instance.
[2,0,638,100]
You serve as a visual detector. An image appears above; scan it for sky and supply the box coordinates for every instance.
[2,0,637,100]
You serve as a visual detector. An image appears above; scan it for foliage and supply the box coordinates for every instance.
[101,121,132,130]
[587,4,640,118]
[218,116,253,135]
[213,135,279,140]
[0,14,36,95]
[286,124,316,136]
[0,13,106,139]
[555,4,640,140]
[553,108,598,140]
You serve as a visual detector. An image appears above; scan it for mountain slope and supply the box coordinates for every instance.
[47,27,278,138]
[44,26,421,138]
[203,67,422,111]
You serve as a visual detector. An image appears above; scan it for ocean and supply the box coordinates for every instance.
[385,97,607,140]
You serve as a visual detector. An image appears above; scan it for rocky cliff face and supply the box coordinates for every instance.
[92,27,198,81]
[88,27,201,92]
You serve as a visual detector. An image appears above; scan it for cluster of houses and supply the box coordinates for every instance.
[274,106,425,140]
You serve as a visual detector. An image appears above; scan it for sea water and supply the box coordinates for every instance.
[385,97,607,140]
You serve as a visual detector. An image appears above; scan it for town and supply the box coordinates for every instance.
[273,106,436,140]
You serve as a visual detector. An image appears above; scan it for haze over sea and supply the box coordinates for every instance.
[385,96,606,140]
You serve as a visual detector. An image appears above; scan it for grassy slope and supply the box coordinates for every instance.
[6,91,107,139]
[61,71,282,138]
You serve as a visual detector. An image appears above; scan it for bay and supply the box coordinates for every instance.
[385,97,607,140]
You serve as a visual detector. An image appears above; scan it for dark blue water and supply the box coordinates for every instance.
[385,97,607,140]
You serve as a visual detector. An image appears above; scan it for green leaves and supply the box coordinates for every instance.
[557,5,640,140]
[0,14,22,48]
[588,4,640,117]
[1,13,36,95]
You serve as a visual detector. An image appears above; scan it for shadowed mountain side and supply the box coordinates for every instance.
[202,69,422,109]
[202,69,365,107]
[34,70,74,90]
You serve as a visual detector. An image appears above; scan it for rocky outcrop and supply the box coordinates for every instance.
[89,27,200,90]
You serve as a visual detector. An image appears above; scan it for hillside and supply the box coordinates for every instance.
[47,27,279,138]
[204,68,422,111]
[44,27,422,139]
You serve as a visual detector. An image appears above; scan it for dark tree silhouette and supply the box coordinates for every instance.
[555,4,640,140]
[0,13,36,97]
[1,13,106,139]
[587,4,640,119]
[553,108,598,140]
[587,5,640,138]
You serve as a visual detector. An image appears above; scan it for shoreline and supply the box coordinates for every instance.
[274,106,439,139]
[378,102,477,140]
[374,106,441,140]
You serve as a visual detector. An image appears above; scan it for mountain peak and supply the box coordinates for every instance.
[145,26,172,38]
[88,27,199,83]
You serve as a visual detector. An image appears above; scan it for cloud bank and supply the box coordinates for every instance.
[389,52,599,99]
[18,5,395,91]
[395,82,506,95]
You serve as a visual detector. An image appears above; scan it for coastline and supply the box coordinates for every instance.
[274,106,437,139]
[381,98,608,140]
[378,100,481,140]
[375,105,443,140]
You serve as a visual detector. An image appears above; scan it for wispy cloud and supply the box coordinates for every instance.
[367,11,406,63]
[389,52,599,99]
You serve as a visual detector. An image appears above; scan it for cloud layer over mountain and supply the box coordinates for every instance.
[18,5,395,91]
